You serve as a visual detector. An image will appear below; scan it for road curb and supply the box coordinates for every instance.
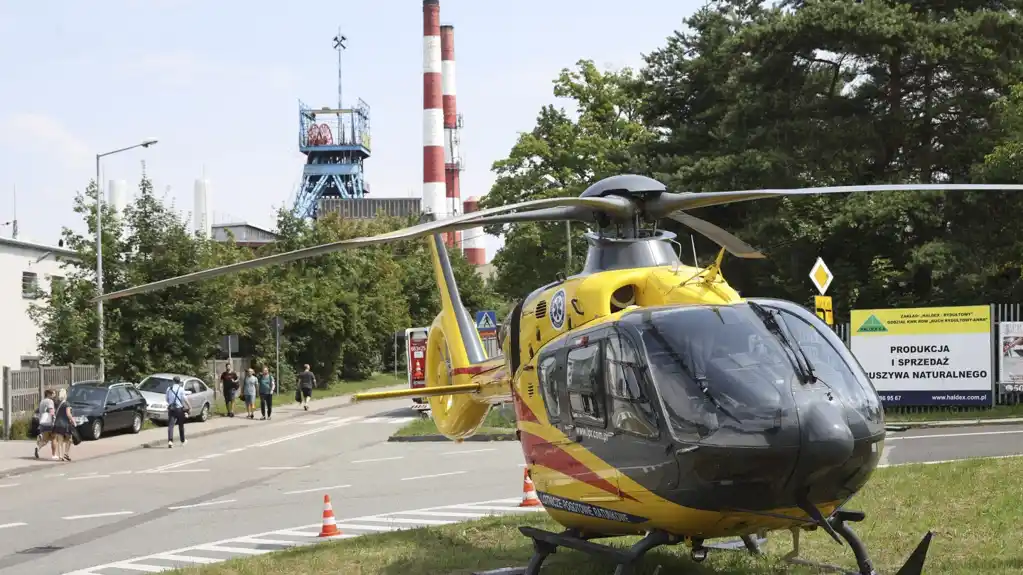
[387,432,517,443]
[886,417,1023,429]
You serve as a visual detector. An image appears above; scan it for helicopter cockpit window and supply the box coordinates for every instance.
[629,306,800,441]
[538,354,561,420]
[605,332,659,439]
[765,304,883,424]
[566,341,606,426]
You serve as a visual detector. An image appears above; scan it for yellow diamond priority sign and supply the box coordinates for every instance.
[809,257,834,295]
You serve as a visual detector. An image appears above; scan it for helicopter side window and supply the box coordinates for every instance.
[605,332,659,439]
[566,341,606,426]
[537,354,561,420]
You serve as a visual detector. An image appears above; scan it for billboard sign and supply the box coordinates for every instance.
[850,305,992,406]
[406,327,429,410]
[999,321,1023,390]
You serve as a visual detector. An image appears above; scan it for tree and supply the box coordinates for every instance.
[481,60,653,301]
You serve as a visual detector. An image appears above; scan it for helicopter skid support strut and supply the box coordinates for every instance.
[519,526,674,575]
[784,509,934,575]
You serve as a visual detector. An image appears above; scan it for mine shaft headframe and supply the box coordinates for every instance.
[93,176,1023,302]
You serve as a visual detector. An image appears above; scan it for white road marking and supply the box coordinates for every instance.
[259,465,309,471]
[441,448,496,456]
[65,497,540,575]
[196,544,270,555]
[107,563,166,572]
[226,447,246,453]
[152,553,219,564]
[110,470,133,476]
[0,483,19,488]
[399,510,486,518]
[359,416,417,424]
[400,470,466,481]
[364,516,455,525]
[878,444,895,467]
[44,473,67,478]
[140,459,203,473]
[156,469,209,474]
[0,522,27,529]
[887,429,1023,441]
[62,511,134,520]
[879,453,1023,469]
[283,484,351,495]
[198,453,224,459]
[168,499,236,510]
[68,475,110,481]
[253,417,360,447]
[351,456,404,463]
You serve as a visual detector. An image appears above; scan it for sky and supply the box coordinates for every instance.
[0,0,699,261]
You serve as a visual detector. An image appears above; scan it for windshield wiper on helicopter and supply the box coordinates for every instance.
[747,301,815,385]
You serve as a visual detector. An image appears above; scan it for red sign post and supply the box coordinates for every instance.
[406,327,430,410]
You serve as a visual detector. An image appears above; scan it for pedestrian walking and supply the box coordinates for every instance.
[166,376,192,448]
[258,366,276,420]
[220,363,240,418]
[34,389,56,460]
[297,364,316,411]
[242,368,258,419]
[52,388,75,461]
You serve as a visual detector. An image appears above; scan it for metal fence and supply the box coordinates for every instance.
[1,364,98,438]
[831,303,1023,414]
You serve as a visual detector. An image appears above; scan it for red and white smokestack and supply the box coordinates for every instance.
[423,0,446,223]
[462,197,486,265]
[441,24,461,249]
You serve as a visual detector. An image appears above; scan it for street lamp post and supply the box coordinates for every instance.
[95,139,158,382]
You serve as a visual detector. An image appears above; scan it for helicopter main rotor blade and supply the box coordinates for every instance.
[94,195,635,302]
[645,183,1023,218]
[666,211,765,259]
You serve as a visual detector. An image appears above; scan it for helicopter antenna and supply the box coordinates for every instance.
[690,235,698,266]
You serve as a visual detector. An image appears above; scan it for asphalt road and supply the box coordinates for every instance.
[0,398,532,575]
[2,408,1023,575]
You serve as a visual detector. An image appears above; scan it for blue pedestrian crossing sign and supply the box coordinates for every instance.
[475,310,498,330]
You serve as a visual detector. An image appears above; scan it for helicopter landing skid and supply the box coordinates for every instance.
[783,509,933,575]
[519,526,676,575]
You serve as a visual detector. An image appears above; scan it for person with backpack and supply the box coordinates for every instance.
[258,366,276,420]
[166,376,192,448]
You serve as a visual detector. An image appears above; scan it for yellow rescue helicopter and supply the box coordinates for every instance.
[96,175,1023,575]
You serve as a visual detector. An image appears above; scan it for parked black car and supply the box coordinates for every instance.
[67,380,148,440]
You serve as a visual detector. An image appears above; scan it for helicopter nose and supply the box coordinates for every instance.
[796,399,855,475]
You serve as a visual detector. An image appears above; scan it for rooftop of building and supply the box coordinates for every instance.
[0,235,78,259]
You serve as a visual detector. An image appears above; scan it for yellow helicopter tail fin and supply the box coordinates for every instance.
[351,234,509,439]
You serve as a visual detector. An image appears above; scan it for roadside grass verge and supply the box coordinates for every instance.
[391,405,517,438]
[885,403,1023,423]
[213,373,404,417]
[171,456,1023,574]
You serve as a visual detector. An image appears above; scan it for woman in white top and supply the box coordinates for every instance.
[35,389,56,460]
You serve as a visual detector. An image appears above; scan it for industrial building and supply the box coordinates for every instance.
[0,236,77,370]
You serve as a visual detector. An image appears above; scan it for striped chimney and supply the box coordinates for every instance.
[441,24,461,248]
[462,196,486,265]
[423,0,446,224]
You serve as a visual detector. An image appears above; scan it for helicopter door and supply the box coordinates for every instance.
[557,332,623,503]
[603,329,677,496]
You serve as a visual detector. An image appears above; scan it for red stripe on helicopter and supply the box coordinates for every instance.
[519,431,637,502]
[511,386,539,423]
[452,365,494,376]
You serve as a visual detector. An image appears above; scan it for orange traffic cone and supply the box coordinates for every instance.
[519,468,541,507]
[318,494,342,537]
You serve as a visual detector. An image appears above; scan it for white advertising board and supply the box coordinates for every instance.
[850,305,992,406]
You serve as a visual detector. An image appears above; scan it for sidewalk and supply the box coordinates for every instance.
[0,385,404,479]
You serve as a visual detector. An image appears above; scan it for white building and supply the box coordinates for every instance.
[0,236,78,371]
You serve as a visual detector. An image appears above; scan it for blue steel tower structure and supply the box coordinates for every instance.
[292,33,371,219]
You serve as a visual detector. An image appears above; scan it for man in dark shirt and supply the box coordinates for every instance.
[220,364,240,417]
[297,364,316,411]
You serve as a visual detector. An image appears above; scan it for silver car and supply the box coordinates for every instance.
[136,373,214,424]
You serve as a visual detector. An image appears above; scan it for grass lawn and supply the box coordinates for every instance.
[167,456,1023,574]
[391,405,517,438]
[213,373,404,417]
[886,402,1023,423]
